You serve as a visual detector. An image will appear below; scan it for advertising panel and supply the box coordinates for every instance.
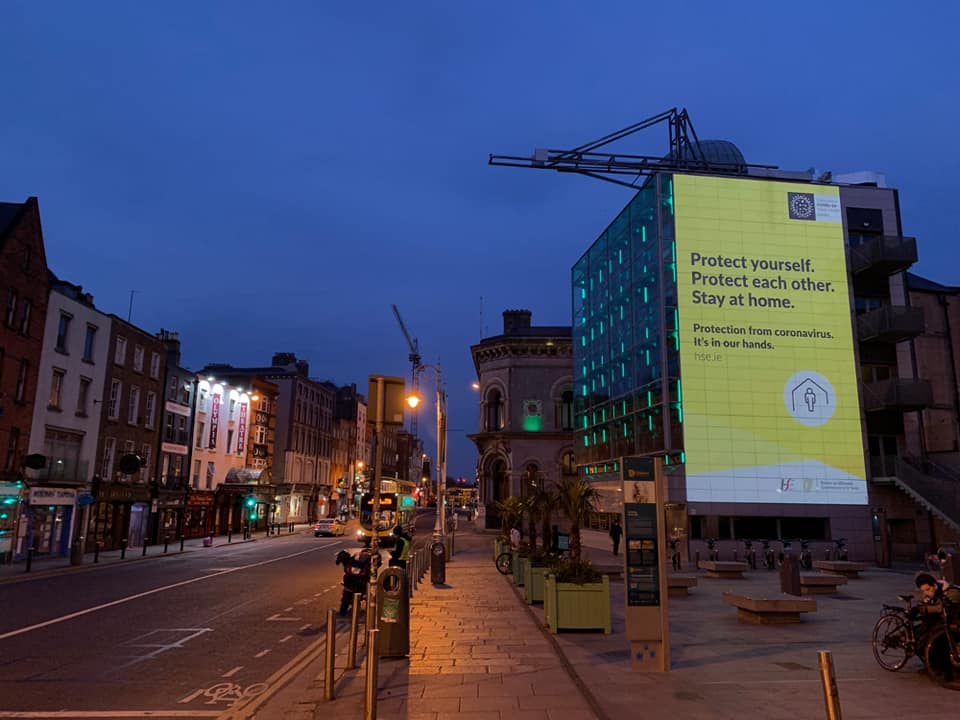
[673,174,867,505]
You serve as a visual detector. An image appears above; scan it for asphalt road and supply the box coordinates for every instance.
[0,509,437,719]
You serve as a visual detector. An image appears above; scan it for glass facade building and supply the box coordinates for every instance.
[572,174,683,474]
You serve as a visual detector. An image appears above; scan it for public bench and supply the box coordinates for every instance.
[667,576,698,597]
[799,573,848,595]
[811,560,870,579]
[698,560,749,579]
[722,592,817,624]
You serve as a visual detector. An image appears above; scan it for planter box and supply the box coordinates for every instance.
[524,564,549,604]
[494,538,506,561]
[544,574,611,634]
[513,552,530,586]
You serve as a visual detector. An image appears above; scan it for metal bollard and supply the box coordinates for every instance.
[228,528,232,543]
[180,536,185,552]
[25,546,34,573]
[324,608,336,701]
[142,541,148,556]
[348,592,362,669]
[120,538,127,560]
[164,535,170,553]
[818,650,843,720]
[364,628,380,720]
[94,541,102,563]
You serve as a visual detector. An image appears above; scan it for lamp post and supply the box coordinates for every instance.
[406,363,446,540]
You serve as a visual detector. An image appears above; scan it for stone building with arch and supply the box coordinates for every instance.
[469,309,574,529]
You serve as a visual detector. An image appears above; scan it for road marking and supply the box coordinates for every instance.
[179,689,205,704]
[117,628,213,668]
[299,624,311,631]
[265,613,300,622]
[254,649,271,658]
[0,712,221,718]
[0,545,338,641]
[282,606,294,612]
[221,666,243,678]
[278,635,293,643]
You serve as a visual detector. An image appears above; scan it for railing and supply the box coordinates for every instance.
[891,458,960,530]
[861,377,932,412]
[855,305,924,343]
[849,235,917,275]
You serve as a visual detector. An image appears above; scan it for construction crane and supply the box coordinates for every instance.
[391,304,422,438]
[489,107,777,189]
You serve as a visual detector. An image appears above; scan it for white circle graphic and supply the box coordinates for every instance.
[783,371,835,427]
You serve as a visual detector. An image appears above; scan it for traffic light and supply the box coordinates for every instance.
[245,495,257,521]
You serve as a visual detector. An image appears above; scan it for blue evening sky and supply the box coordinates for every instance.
[2,2,958,478]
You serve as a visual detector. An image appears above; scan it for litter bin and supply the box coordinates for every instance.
[70,538,84,566]
[377,567,410,658]
[431,539,446,585]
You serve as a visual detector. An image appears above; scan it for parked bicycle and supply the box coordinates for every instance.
[495,550,513,575]
[777,539,793,567]
[833,537,849,561]
[706,537,719,561]
[799,539,813,570]
[742,538,757,570]
[669,537,682,571]
[761,539,776,570]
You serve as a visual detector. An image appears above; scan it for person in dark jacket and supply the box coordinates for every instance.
[609,519,623,556]
[389,525,412,569]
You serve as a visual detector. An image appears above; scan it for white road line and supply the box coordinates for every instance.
[254,649,271,658]
[299,624,311,631]
[0,712,221,718]
[0,547,331,642]
[278,634,294,643]
[265,613,301,622]
[221,666,243,678]
[178,689,205,704]
[283,606,294,612]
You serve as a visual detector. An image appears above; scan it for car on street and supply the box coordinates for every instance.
[314,518,345,537]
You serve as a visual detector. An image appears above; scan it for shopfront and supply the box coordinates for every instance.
[86,482,151,551]
[183,490,215,539]
[27,486,77,557]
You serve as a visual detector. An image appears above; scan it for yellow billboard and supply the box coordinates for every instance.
[674,174,867,505]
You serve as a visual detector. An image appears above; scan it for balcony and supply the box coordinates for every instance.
[856,305,925,344]
[862,378,932,413]
[849,235,917,277]
[31,459,90,485]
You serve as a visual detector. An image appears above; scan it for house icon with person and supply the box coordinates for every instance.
[790,377,829,414]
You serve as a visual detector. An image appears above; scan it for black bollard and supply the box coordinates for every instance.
[228,528,232,543]
[142,540,148,556]
[94,541,102,563]
[120,538,127,559]
[180,536,185,552]
[163,535,170,553]
[25,546,34,573]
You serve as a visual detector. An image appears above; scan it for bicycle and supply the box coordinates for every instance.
[760,539,776,570]
[495,550,513,575]
[799,539,813,570]
[872,593,927,671]
[923,598,960,687]
[706,537,719,562]
[742,539,757,570]
[669,538,682,571]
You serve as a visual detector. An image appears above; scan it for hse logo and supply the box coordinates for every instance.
[787,191,841,223]
[783,371,836,427]
[779,477,818,493]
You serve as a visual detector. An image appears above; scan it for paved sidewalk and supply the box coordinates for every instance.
[272,523,959,720]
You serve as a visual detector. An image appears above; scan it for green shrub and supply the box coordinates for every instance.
[550,558,603,585]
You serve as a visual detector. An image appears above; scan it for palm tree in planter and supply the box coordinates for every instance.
[545,474,610,633]
[532,483,559,551]
[555,474,600,562]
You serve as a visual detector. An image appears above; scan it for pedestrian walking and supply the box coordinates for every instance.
[609,518,623,556]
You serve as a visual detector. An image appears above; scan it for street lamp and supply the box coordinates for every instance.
[406,363,446,540]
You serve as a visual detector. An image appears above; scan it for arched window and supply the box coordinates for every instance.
[485,389,504,431]
[559,388,574,430]
[561,451,576,476]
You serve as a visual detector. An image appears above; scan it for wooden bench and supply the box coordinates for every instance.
[722,592,817,624]
[812,560,870,579]
[667,576,698,596]
[799,573,848,595]
[698,560,749,579]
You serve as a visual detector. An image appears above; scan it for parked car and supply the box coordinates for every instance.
[314,518,345,537]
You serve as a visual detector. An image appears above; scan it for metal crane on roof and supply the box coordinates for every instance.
[391,304,422,438]
[488,107,777,189]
